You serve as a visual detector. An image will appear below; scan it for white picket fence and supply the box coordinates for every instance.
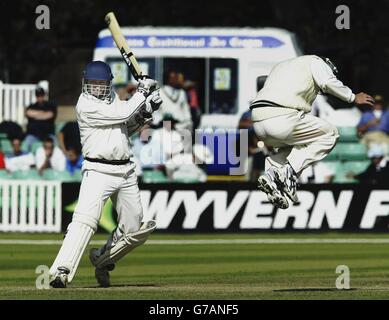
[0,180,61,232]
[0,80,49,126]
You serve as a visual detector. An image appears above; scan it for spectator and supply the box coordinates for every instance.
[0,150,5,170]
[183,78,202,134]
[57,121,81,154]
[25,87,57,151]
[35,137,66,174]
[65,146,83,174]
[165,144,213,182]
[0,121,24,140]
[4,137,35,172]
[357,95,389,150]
[238,110,266,181]
[132,126,164,171]
[132,118,184,174]
[151,115,184,163]
[347,144,389,184]
[153,69,193,152]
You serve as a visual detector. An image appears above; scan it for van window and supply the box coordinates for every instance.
[209,58,238,114]
[106,58,157,85]
[163,58,206,113]
[161,57,238,114]
[106,56,238,115]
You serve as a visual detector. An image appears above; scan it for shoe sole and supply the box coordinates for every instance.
[273,169,299,204]
[258,175,289,209]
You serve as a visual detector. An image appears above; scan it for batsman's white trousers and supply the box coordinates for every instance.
[253,110,339,175]
[74,169,143,234]
[50,169,143,281]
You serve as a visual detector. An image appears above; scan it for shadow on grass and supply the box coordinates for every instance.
[274,288,357,292]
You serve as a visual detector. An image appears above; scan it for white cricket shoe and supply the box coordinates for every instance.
[89,248,115,288]
[50,267,70,288]
[258,169,289,209]
[274,164,299,204]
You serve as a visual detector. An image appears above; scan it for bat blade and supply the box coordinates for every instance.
[105,12,143,80]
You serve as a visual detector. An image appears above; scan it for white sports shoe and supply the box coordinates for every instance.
[258,168,289,209]
[274,164,299,204]
[50,267,70,288]
[89,248,115,288]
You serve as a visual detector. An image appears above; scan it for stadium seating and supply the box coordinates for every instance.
[0,170,11,179]
[336,143,368,161]
[337,126,359,142]
[322,129,370,183]
[142,170,168,183]
[42,169,82,182]
[332,160,370,183]
[327,141,368,162]
[0,139,12,154]
[12,169,41,180]
[0,169,82,182]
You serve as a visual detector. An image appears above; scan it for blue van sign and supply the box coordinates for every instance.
[96,35,284,49]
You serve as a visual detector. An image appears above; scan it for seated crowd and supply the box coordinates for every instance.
[239,94,389,185]
[0,71,210,183]
[0,87,83,179]
[1,81,388,184]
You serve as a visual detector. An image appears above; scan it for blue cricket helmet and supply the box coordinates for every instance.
[82,61,114,101]
[83,61,113,81]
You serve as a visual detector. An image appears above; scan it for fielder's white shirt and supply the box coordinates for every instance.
[252,55,355,121]
[76,91,146,174]
[310,57,355,103]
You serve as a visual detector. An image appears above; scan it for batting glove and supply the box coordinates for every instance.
[145,90,163,113]
[137,77,158,96]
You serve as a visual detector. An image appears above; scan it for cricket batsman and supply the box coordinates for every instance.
[251,55,374,209]
[49,61,162,288]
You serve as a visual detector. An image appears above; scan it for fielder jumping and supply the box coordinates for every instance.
[49,61,162,288]
[251,55,374,209]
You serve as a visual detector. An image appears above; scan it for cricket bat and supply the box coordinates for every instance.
[105,12,144,80]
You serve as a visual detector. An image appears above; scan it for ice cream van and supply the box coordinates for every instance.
[93,27,302,129]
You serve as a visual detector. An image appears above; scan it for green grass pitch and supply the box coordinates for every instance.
[1,232,389,299]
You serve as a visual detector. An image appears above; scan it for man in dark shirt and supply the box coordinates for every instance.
[347,144,389,184]
[57,121,81,153]
[25,87,57,150]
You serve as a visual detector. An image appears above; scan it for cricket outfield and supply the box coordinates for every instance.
[1,232,389,300]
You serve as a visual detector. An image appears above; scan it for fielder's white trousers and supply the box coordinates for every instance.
[253,110,339,175]
[50,169,143,281]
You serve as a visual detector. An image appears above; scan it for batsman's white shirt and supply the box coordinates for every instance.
[76,91,145,174]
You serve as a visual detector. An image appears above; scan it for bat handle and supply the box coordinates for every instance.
[136,74,151,80]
